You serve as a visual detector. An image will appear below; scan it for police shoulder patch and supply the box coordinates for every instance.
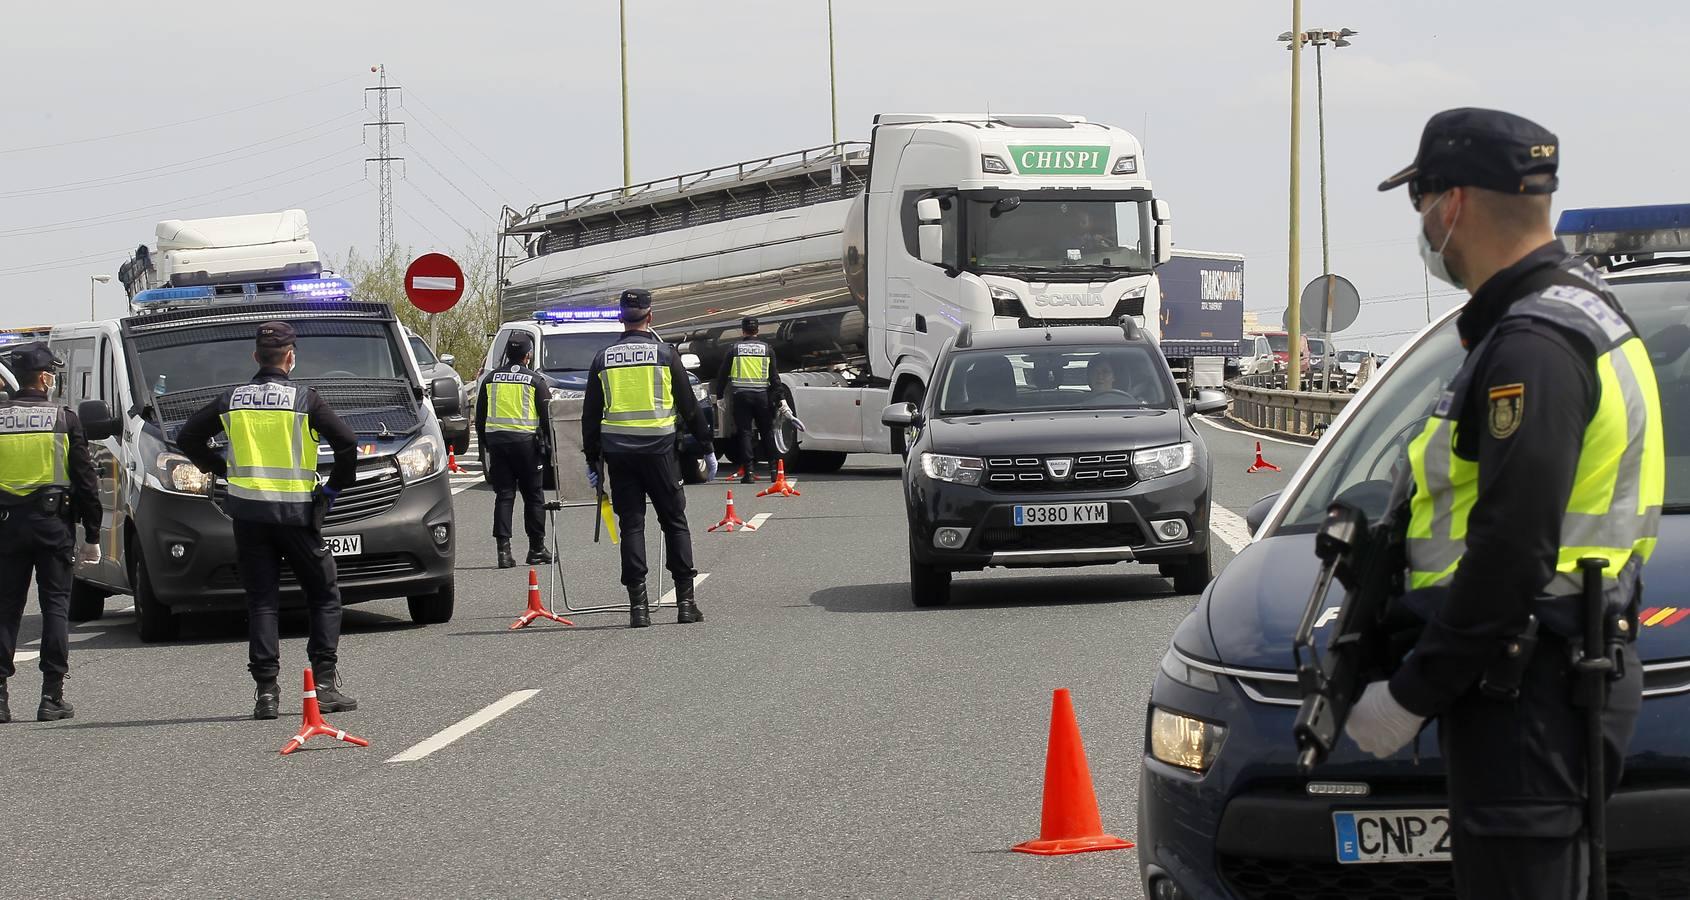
[1488,383,1524,439]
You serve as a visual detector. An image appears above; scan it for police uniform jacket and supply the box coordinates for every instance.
[712,338,780,398]
[582,331,709,460]
[0,387,101,543]
[475,362,553,449]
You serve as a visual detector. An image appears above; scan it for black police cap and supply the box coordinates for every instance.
[505,332,534,361]
[742,316,759,332]
[5,341,63,377]
[256,321,298,348]
[1378,108,1560,196]
[619,288,653,322]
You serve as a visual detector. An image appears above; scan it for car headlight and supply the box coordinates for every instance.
[920,453,984,486]
[1159,648,1219,692]
[154,452,212,496]
[989,285,1022,318]
[397,433,443,482]
[1132,442,1193,480]
[1149,707,1226,772]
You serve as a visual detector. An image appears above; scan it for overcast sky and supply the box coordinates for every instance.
[3,0,1687,351]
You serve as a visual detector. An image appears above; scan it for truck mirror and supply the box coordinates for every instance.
[1153,199,1171,222]
[1155,222,1173,266]
[918,223,945,265]
[680,352,703,371]
[430,378,462,417]
[880,402,921,428]
[78,400,118,441]
[915,197,943,223]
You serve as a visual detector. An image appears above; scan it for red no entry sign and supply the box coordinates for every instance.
[404,253,465,314]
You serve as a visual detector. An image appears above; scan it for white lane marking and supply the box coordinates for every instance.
[451,480,481,496]
[386,689,542,763]
[745,512,773,532]
[1210,504,1254,554]
[1195,415,1307,448]
[659,572,710,605]
[16,650,39,664]
[24,631,103,647]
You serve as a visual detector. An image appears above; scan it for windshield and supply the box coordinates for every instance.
[1338,350,1369,362]
[542,332,619,373]
[1266,334,1289,352]
[1307,338,1327,354]
[937,344,1173,415]
[134,322,406,396]
[408,335,437,366]
[1276,273,1690,531]
[965,195,1153,273]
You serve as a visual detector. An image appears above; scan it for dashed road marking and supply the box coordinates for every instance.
[451,478,482,496]
[1210,504,1254,554]
[386,689,542,763]
[25,631,103,647]
[659,572,710,605]
[745,512,773,532]
[16,650,39,664]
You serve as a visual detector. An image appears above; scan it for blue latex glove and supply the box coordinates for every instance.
[585,463,601,491]
[704,453,719,482]
[320,485,341,512]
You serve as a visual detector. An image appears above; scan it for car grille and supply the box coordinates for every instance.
[208,553,422,589]
[1218,852,1690,900]
[983,454,1136,493]
[978,523,1145,552]
[211,461,404,526]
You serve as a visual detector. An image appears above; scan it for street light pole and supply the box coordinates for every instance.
[827,0,839,148]
[1285,0,1303,392]
[620,0,631,193]
[89,275,111,320]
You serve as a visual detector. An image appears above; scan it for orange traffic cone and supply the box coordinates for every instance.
[708,491,747,532]
[448,449,465,474]
[511,567,575,629]
[1012,688,1134,856]
[757,460,801,498]
[279,668,370,755]
[1246,441,1281,474]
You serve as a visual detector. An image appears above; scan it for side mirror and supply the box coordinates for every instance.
[1245,492,1280,535]
[1153,199,1173,265]
[880,402,922,428]
[78,400,118,441]
[680,352,702,371]
[439,353,456,368]
[915,197,945,265]
[1186,388,1228,416]
[430,377,462,417]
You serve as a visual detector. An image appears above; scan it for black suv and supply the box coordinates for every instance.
[883,322,1227,606]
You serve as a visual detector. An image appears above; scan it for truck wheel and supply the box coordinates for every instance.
[68,579,108,623]
[794,450,848,474]
[891,383,926,459]
[450,431,470,456]
[133,557,179,643]
[1171,543,1212,595]
[909,556,952,608]
[682,454,710,484]
[407,578,456,625]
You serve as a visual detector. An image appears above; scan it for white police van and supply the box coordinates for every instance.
[49,276,463,641]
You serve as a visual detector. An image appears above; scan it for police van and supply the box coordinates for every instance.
[48,277,462,641]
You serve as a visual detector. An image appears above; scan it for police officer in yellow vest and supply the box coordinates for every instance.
[583,289,715,627]
[178,322,361,720]
[712,316,780,484]
[475,333,553,569]
[0,343,100,723]
[1350,109,1660,899]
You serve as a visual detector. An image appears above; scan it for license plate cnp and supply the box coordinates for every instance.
[1334,808,1452,864]
[1013,503,1109,527]
[325,535,363,558]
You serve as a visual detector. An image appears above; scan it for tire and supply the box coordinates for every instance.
[68,579,108,623]
[1171,542,1213,595]
[890,382,926,460]
[682,454,710,485]
[909,555,952,608]
[407,577,456,625]
[450,430,470,456]
[133,557,179,643]
[794,450,848,474]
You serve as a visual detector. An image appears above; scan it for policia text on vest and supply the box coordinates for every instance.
[0,343,101,723]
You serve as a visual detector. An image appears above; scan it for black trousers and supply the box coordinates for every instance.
[233,518,342,682]
[732,391,777,471]
[487,438,546,543]
[606,452,695,588]
[1442,634,1642,900]
[0,508,72,682]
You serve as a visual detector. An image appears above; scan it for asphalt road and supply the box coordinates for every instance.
[0,418,1307,900]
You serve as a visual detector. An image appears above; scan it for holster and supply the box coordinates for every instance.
[1479,615,1540,701]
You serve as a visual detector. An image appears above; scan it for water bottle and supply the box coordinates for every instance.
[153,374,167,396]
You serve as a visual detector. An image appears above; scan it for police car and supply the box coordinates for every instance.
[1137,205,1690,899]
[48,277,462,641]
[475,308,716,482]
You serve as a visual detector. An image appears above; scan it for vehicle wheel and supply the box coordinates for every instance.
[794,450,848,474]
[909,555,952,608]
[407,578,456,625]
[1171,543,1212,595]
[68,578,108,622]
[891,382,926,460]
[682,454,710,484]
[450,431,470,456]
[133,557,179,643]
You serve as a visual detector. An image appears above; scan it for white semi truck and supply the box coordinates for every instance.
[499,113,1243,469]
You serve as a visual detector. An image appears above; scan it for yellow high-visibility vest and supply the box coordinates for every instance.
[730,341,771,392]
[485,370,541,434]
[0,403,70,499]
[599,342,675,437]
[221,382,318,507]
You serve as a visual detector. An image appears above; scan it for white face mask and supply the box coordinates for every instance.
[1418,194,1462,288]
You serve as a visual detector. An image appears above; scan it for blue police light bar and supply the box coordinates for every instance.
[1556,203,1690,256]
[283,276,354,299]
[131,285,217,306]
[534,307,623,322]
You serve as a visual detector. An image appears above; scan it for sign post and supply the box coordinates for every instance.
[404,253,466,348]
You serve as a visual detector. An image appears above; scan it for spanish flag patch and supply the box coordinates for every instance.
[1488,383,1524,439]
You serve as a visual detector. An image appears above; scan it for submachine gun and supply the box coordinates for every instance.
[1292,464,1416,772]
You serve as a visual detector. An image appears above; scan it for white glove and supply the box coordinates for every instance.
[77,542,101,565]
[1345,681,1426,759]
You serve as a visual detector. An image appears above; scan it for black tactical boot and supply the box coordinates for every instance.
[526,541,553,565]
[253,679,280,720]
[676,579,704,624]
[496,539,517,569]
[312,668,359,713]
[0,680,10,724]
[628,583,651,629]
[740,469,755,485]
[37,676,73,722]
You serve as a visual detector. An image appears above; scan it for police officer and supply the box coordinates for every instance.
[1349,109,1659,899]
[476,333,553,569]
[0,344,100,723]
[177,322,361,720]
[582,289,715,628]
[712,316,780,484]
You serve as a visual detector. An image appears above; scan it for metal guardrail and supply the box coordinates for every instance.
[1225,372,1355,439]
